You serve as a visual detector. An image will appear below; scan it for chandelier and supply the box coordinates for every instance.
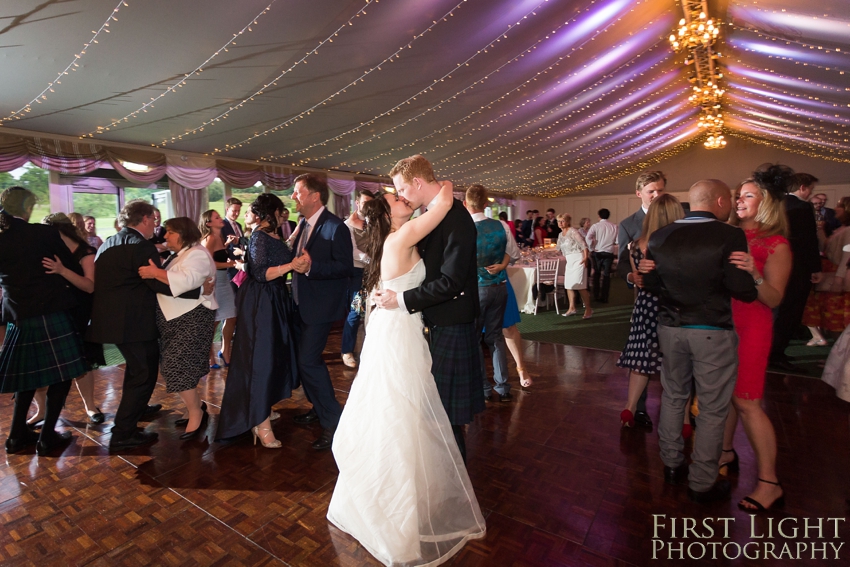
[670,1,726,150]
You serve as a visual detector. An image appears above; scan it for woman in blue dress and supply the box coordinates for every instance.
[215,194,298,447]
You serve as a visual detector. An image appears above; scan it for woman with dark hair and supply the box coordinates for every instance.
[533,215,547,247]
[0,187,86,455]
[138,217,218,440]
[26,213,105,426]
[328,181,486,566]
[721,165,793,511]
[216,193,299,447]
[199,209,238,368]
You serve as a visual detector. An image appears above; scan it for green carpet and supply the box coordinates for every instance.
[515,278,832,377]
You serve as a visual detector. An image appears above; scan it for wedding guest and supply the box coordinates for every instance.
[533,216,547,246]
[280,207,296,240]
[289,174,353,450]
[84,216,103,249]
[67,212,87,240]
[544,208,560,239]
[811,192,841,237]
[28,214,105,427]
[216,194,299,448]
[578,217,592,285]
[556,214,592,319]
[150,207,168,257]
[720,168,792,511]
[139,217,218,440]
[617,195,684,428]
[520,210,534,246]
[220,197,243,289]
[0,187,84,456]
[88,200,202,452]
[341,189,375,369]
[199,210,237,369]
[642,180,758,503]
[498,211,515,239]
[586,209,618,303]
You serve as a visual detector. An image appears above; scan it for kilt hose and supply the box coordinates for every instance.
[428,322,486,426]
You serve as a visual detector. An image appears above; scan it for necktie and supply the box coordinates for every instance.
[162,253,176,269]
[293,219,308,305]
[231,220,241,238]
[297,220,310,256]
[281,221,291,240]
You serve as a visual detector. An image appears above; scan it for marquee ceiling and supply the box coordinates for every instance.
[1,0,848,195]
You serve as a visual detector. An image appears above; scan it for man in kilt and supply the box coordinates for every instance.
[374,155,484,463]
[0,187,86,456]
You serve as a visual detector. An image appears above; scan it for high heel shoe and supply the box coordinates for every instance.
[180,408,208,440]
[562,310,577,317]
[806,338,827,347]
[719,448,739,474]
[620,409,635,428]
[269,410,280,421]
[88,407,105,425]
[582,309,593,320]
[176,402,206,427]
[217,350,230,368]
[738,478,785,512]
[252,426,281,449]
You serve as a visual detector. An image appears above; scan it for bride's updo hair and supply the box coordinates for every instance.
[362,195,392,293]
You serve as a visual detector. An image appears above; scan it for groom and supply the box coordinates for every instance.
[374,155,485,462]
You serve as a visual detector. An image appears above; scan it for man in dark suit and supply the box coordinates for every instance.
[88,199,202,452]
[220,197,243,287]
[812,191,841,237]
[149,207,168,258]
[280,207,297,240]
[519,210,534,246]
[373,155,484,463]
[616,171,666,428]
[770,172,822,371]
[290,174,353,450]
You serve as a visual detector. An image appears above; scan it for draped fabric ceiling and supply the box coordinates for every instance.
[0,0,848,198]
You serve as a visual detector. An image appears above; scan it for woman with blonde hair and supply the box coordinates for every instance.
[199,209,238,368]
[617,194,685,428]
[721,165,793,511]
[556,213,592,318]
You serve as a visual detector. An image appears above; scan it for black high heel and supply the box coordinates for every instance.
[738,478,785,512]
[719,448,739,474]
[217,350,230,368]
[176,401,206,427]
[180,407,208,440]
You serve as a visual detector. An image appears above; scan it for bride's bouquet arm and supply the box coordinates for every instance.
[392,181,454,250]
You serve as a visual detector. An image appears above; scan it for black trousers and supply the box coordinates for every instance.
[293,307,343,431]
[112,340,160,441]
[593,252,615,302]
[771,272,812,362]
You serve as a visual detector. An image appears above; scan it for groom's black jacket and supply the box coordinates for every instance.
[403,199,480,327]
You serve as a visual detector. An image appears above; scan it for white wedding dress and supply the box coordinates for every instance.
[327,259,486,567]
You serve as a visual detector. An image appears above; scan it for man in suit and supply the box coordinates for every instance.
[373,155,484,463]
[150,207,169,259]
[544,208,561,240]
[643,180,758,503]
[280,207,297,240]
[770,172,823,371]
[520,210,534,246]
[88,199,202,452]
[812,191,841,237]
[220,197,243,287]
[290,174,353,450]
[616,171,666,428]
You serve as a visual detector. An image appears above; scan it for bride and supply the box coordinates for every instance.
[327,180,486,566]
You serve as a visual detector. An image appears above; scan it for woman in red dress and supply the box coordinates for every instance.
[721,165,793,511]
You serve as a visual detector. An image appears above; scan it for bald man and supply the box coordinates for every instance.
[642,180,758,504]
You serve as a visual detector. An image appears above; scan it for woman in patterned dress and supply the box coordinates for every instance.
[720,167,792,511]
[138,217,218,440]
[617,195,684,428]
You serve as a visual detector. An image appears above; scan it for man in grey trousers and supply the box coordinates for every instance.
[642,180,758,503]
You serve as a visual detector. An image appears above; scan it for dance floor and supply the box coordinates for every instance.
[1,328,848,566]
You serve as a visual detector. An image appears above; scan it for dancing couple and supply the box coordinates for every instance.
[327,155,486,566]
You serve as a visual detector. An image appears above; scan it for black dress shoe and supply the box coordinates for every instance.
[688,480,732,503]
[36,431,73,456]
[499,392,513,402]
[664,463,688,486]
[176,402,207,427]
[769,359,799,373]
[311,428,334,450]
[89,408,105,425]
[5,431,39,454]
[109,431,159,453]
[294,408,319,425]
[179,409,208,440]
[634,411,653,428]
[141,404,163,418]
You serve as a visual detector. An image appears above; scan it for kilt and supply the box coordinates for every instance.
[429,322,486,425]
[0,310,86,393]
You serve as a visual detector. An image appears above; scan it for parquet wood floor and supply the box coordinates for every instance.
[1,329,848,566]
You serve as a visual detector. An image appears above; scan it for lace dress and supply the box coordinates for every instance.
[732,230,789,400]
[616,246,661,374]
[327,259,486,567]
[557,228,588,289]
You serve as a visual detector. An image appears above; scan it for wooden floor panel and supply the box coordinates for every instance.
[1,326,848,566]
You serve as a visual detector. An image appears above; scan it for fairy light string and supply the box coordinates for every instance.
[81,0,279,139]
[1,0,129,124]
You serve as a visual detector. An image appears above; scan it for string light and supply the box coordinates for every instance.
[0,0,129,125]
[81,1,279,139]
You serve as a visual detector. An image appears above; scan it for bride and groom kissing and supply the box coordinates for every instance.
[327,155,486,566]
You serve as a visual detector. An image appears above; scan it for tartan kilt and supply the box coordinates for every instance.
[429,322,486,425]
[0,310,86,393]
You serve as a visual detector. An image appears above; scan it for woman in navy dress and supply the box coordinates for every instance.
[216,194,298,447]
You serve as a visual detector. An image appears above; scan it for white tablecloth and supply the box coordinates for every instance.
[507,255,566,314]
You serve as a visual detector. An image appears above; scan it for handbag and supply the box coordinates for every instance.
[350,288,368,317]
[231,269,248,288]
